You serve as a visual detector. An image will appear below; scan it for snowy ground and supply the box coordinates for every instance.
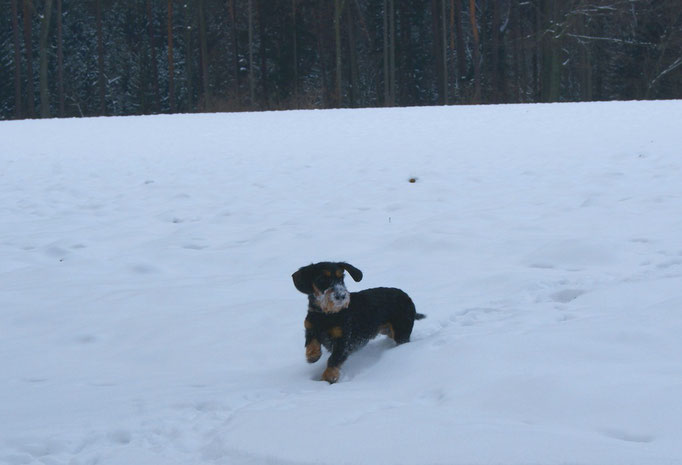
[2,101,682,465]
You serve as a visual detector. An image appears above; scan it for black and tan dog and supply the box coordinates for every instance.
[292,261,425,383]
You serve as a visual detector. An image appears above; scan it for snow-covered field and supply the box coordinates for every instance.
[2,101,682,465]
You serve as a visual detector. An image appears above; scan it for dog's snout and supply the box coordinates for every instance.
[332,284,348,302]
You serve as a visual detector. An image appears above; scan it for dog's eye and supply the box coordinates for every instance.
[315,276,331,289]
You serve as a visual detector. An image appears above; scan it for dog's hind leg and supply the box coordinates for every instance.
[378,323,395,340]
[390,318,415,344]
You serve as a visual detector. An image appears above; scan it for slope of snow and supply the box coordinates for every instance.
[2,101,682,465]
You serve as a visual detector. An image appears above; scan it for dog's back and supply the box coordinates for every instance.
[349,287,423,344]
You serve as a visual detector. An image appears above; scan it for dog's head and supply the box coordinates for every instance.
[292,262,363,313]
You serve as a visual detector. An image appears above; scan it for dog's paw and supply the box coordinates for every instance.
[306,340,322,363]
[321,366,340,384]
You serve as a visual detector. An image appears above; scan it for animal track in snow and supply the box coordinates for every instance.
[656,258,682,269]
[602,428,654,444]
[107,429,133,445]
[529,263,555,269]
[549,289,586,303]
[182,243,207,250]
[630,237,651,244]
[74,334,97,344]
[417,388,449,406]
[44,245,68,258]
[130,263,159,274]
[446,307,512,328]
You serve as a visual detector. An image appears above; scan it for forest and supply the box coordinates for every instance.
[2,0,681,120]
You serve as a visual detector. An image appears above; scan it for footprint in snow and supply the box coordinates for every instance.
[549,289,586,303]
[529,263,555,269]
[74,334,97,344]
[656,258,682,269]
[182,243,207,250]
[451,307,507,326]
[130,263,159,274]
[107,430,132,445]
[44,245,68,258]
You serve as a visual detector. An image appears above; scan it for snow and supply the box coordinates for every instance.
[2,100,682,465]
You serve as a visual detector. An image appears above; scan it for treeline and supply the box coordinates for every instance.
[2,0,681,120]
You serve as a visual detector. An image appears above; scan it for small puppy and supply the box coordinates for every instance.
[292,261,424,383]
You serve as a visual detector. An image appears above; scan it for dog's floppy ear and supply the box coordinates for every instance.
[338,262,363,282]
[292,265,315,294]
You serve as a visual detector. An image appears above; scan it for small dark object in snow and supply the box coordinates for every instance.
[409,177,417,183]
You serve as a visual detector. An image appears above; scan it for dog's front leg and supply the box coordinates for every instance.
[322,334,349,384]
[304,318,322,363]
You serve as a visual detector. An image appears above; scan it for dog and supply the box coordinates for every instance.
[292,261,425,383]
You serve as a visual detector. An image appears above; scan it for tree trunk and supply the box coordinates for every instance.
[334,0,343,106]
[398,4,414,103]
[198,0,210,109]
[518,2,528,102]
[184,1,193,112]
[441,0,448,104]
[292,0,298,105]
[23,0,36,118]
[257,0,269,107]
[248,0,255,105]
[346,4,359,107]
[389,0,395,106]
[39,0,54,118]
[431,0,445,104]
[491,0,500,102]
[468,0,480,103]
[453,0,465,91]
[57,0,64,116]
[449,0,457,92]
[96,0,105,115]
[314,1,328,107]
[511,0,522,102]
[147,0,161,112]
[229,0,240,94]
[533,0,540,100]
[540,0,560,102]
[383,0,389,105]
[11,0,22,119]
[167,0,175,112]
[577,11,592,101]
[431,0,440,96]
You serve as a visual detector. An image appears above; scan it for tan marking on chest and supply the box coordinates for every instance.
[328,326,343,338]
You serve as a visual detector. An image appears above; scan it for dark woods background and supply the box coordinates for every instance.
[2,0,682,120]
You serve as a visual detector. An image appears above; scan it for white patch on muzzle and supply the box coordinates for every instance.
[314,283,350,313]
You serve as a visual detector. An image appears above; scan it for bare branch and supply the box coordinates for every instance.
[649,56,682,90]
[565,33,654,47]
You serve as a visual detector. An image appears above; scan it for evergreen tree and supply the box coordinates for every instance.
[1,0,681,120]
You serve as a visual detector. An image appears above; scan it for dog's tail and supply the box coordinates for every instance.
[415,313,426,320]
